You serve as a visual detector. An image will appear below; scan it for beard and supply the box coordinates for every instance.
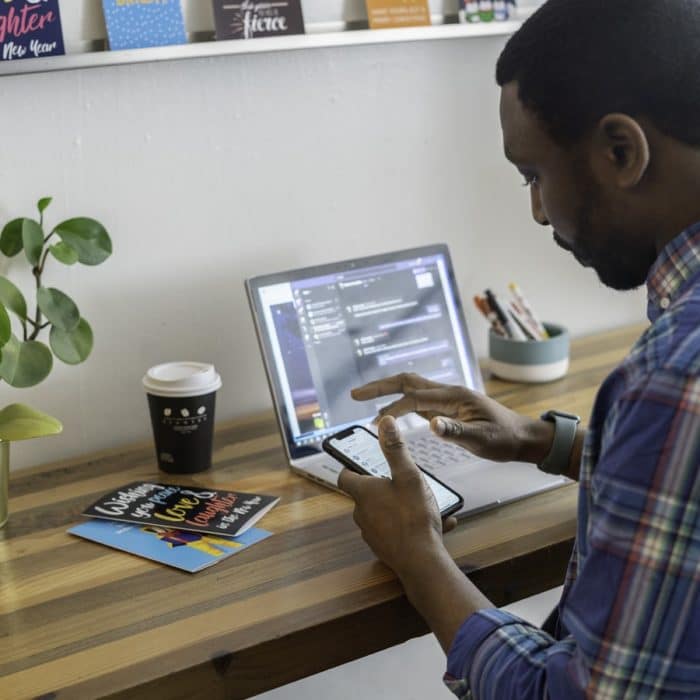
[552,195,658,292]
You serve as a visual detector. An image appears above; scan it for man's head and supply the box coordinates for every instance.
[497,0,700,290]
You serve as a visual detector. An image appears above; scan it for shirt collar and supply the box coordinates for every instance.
[647,222,700,322]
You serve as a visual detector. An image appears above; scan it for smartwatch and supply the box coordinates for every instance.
[538,410,580,475]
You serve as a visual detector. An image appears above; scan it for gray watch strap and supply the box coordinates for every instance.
[538,410,580,475]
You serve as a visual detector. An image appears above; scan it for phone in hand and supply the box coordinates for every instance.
[322,425,464,518]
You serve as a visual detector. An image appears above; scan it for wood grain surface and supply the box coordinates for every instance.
[0,324,646,699]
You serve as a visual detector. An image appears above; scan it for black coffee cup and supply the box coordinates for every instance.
[142,362,222,474]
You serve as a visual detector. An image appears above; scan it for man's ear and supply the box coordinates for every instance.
[590,114,650,189]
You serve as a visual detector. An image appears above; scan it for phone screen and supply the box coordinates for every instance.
[328,427,462,515]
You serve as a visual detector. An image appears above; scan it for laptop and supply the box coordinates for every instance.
[245,244,570,519]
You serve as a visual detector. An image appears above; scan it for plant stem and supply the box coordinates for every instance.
[29,250,44,341]
[27,230,55,342]
[38,247,51,276]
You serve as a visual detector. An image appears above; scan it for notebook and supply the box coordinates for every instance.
[245,244,570,519]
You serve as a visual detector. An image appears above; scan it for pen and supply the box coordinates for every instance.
[509,283,549,338]
[509,299,544,340]
[474,295,506,336]
[507,302,540,340]
[485,289,526,340]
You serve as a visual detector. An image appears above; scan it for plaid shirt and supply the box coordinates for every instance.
[444,222,700,699]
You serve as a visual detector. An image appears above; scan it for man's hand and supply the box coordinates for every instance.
[338,415,456,579]
[339,415,493,654]
[352,372,554,465]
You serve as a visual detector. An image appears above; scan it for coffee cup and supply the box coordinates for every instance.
[142,362,222,474]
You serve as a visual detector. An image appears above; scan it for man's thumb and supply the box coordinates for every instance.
[378,415,419,480]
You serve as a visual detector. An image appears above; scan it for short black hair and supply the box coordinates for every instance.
[496,0,700,146]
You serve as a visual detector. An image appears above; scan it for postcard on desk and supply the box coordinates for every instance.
[69,519,272,572]
[212,0,305,40]
[365,0,431,29]
[0,0,65,61]
[101,0,187,51]
[82,481,279,537]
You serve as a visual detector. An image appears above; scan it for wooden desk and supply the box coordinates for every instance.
[0,324,645,700]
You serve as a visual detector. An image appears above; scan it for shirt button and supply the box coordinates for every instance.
[660,297,671,310]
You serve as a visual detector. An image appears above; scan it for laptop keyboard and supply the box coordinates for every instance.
[406,434,476,472]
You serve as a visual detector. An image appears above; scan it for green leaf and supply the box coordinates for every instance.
[54,218,112,266]
[0,218,24,258]
[0,403,62,442]
[0,335,53,388]
[22,219,44,266]
[50,241,79,266]
[37,197,53,215]
[37,287,80,332]
[50,318,93,365]
[0,304,10,348]
[0,276,27,320]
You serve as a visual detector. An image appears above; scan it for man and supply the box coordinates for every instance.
[338,0,700,697]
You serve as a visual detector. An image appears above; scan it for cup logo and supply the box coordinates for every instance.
[160,402,209,428]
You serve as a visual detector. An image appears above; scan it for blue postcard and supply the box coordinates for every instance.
[0,0,65,61]
[69,519,272,572]
[101,0,187,51]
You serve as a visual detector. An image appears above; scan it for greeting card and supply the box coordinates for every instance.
[0,0,65,61]
[101,0,187,51]
[212,0,305,40]
[365,0,430,29]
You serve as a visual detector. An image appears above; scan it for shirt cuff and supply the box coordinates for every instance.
[443,609,533,696]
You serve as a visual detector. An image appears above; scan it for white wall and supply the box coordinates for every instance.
[1,34,646,470]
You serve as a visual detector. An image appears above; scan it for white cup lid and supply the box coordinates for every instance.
[142,362,222,398]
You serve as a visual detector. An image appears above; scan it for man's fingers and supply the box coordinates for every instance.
[351,373,442,401]
[430,416,482,452]
[431,416,465,438]
[442,516,458,534]
[377,387,468,421]
[375,395,421,421]
[378,416,421,481]
[337,468,368,499]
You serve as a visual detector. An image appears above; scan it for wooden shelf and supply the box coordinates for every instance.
[0,20,522,77]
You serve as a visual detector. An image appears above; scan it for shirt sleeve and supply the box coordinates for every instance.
[443,369,700,699]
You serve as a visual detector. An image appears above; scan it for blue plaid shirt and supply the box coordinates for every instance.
[445,223,700,699]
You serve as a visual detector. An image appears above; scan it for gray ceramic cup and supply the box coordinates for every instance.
[489,323,570,383]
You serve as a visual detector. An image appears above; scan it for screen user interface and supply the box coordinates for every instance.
[256,252,478,449]
[329,428,460,513]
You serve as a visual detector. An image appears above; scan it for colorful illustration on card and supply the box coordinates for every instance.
[0,0,65,61]
[101,0,187,51]
[69,519,272,572]
[365,0,430,29]
[212,0,305,40]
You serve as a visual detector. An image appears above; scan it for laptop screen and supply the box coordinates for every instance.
[246,244,483,459]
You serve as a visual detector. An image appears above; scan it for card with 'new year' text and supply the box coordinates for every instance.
[212,0,305,40]
[82,481,279,537]
[0,0,65,61]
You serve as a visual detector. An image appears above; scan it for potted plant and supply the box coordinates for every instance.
[0,197,112,527]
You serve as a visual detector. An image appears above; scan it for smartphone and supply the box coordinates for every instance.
[323,425,464,518]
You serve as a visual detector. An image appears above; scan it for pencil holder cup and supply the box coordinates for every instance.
[488,323,570,383]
